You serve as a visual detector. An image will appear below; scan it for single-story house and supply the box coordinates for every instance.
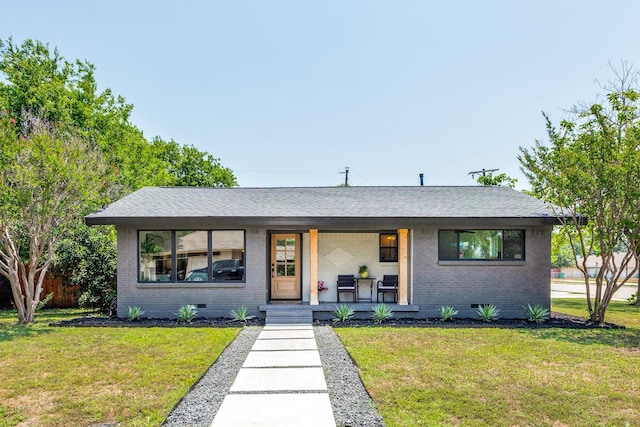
[85,186,557,319]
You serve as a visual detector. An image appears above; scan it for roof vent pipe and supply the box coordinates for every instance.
[419,173,424,186]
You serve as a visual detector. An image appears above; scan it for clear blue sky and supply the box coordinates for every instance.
[3,1,640,189]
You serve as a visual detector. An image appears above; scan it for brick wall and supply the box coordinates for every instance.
[412,226,551,318]
[115,222,551,319]
[116,226,267,318]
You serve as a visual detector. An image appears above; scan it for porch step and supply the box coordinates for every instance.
[265,308,313,325]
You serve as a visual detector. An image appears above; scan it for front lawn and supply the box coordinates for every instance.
[0,309,239,427]
[335,300,640,427]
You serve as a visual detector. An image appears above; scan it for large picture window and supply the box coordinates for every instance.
[139,230,245,283]
[438,230,524,261]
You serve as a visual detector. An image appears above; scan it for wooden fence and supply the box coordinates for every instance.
[41,273,78,308]
[0,272,78,309]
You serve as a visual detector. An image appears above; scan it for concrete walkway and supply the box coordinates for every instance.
[210,324,336,427]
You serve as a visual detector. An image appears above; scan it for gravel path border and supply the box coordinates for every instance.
[162,325,384,427]
[315,325,385,427]
[162,327,261,427]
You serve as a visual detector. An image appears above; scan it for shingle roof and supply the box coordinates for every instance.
[85,186,556,225]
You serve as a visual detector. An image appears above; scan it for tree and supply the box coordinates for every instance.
[0,111,110,323]
[0,38,238,317]
[519,65,640,322]
[476,172,517,188]
[152,138,237,187]
[52,224,117,312]
[0,37,238,192]
[551,228,576,269]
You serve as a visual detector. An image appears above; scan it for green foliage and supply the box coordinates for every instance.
[0,112,111,324]
[371,303,394,324]
[127,306,145,321]
[0,37,237,193]
[36,293,53,311]
[627,292,638,305]
[332,304,356,322]
[523,304,550,324]
[438,305,459,321]
[52,224,117,312]
[551,227,577,268]
[0,37,239,323]
[152,138,237,187]
[230,305,255,323]
[476,304,500,322]
[175,305,198,323]
[476,172,517,188]
[519,64,640,323]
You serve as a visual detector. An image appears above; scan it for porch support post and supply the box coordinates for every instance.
[310,229,319,305]
[398,228,409,305]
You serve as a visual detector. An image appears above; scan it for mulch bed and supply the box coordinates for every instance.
[50,317,263,328]
[323,312,624,329]
[50,312,623,329]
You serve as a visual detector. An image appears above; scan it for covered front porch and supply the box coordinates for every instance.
[291,229,412,305]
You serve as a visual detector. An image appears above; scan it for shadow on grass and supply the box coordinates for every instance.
[525,326,640,348]
[0,308,98,342]
[0,323,55,341]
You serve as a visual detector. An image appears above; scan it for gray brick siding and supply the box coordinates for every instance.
[115,223,551,319]
[411,226,551,318]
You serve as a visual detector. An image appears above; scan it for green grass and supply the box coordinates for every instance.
[553,297,640,328]
[0,309,239,427]
[336,300,640,427]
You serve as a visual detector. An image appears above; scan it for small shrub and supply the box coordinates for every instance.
[230,305,255,323]
[371,303,394,324]
[438,305,458,321]
[127,306,145,321]
[175,305,198,323]
[332,304,355,322]
[627,292,638,305]
[476,304,500,322]
[523,304,550,324]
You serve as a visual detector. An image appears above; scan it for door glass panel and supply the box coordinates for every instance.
[273,236,297,277]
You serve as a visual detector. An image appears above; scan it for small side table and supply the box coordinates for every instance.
[355,276,376,302]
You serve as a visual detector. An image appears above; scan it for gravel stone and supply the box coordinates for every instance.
[162,326,261,427]
[315,325,385,427]
[162,325,384,426]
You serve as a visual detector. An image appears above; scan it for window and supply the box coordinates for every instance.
[138,230,245,283]
[139,231,172,282]
[177,231,208,282]
[379,233,398,262]
[212,230,245,281]
[438,230,524,261]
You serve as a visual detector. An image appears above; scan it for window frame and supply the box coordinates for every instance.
[437,229,525,261]
[379,232,399,262]
[137,229,246,284]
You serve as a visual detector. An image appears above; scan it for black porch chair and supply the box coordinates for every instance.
[336,274,356,303]
[377,275,398,303]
